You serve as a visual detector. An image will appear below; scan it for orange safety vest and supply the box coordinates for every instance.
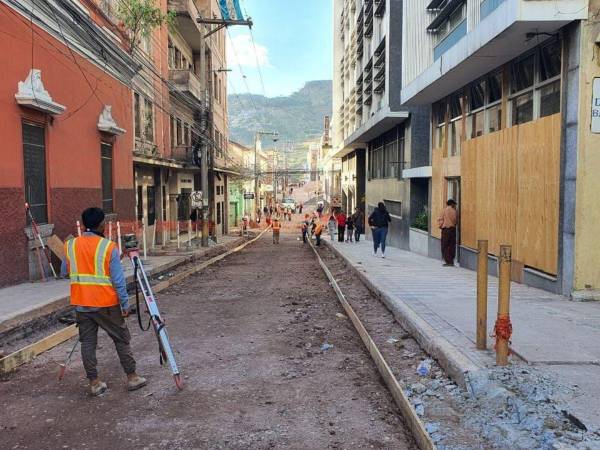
[272,222,282,231]
[64,235,119,308]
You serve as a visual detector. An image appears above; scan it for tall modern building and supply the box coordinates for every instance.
[400,0,591,295]
[332,0,430,248]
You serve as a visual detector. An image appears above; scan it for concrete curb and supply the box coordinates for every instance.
[322,240,484,389]
[0,237,248,343]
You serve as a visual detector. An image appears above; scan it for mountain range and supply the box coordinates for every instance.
[227,80,333,147]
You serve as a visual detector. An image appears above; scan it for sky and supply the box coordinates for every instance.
[226,0,333,98]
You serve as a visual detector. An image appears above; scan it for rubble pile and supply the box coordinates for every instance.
[405,357,600,449]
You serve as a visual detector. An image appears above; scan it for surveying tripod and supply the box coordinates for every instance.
[123,234,183,390]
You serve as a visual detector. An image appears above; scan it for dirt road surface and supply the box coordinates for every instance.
[1,230,416,450]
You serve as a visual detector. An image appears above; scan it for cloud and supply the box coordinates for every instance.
[227,34,272,68]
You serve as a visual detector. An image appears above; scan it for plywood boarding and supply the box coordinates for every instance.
[430,148,444,239]
[516,114,561,274]
[458,115,561,275]
[460,144,477,249]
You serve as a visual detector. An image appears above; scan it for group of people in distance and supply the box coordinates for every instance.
[275,197,459,267]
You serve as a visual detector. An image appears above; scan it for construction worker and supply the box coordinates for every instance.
[61,207,146,396]
[272,217,282,244]
[314,220,324,246]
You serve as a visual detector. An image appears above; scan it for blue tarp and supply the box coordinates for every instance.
[232,0,244,20]
[218,0,230,20]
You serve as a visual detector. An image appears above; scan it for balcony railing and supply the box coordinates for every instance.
[169,69,204,104]
[171,145,197,165]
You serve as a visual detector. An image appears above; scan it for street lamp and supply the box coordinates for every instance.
[254,131,278,219]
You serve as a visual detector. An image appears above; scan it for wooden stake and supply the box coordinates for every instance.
[116,221,122,255]
[142,221,147,260]
[76,221,82,237]
[108,221,113,241]
[496,244,512,366]
[476,239,488,350]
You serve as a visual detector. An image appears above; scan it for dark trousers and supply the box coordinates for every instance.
[315,234,321,246]
[346,227,354,242]
[302,230,307,243]
[354,228,362,242]
[372,227,388,253]
[441,227,457,265]
[76,306,136,380]
[337,225,345,242]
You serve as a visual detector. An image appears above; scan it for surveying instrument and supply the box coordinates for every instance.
[122,233,183,390]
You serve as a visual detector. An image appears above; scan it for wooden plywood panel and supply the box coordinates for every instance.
[516,115,561,274]
[460,142,477,250]
[431,147,444,239]
[443,155,462,178]
[494,126,518,257]
[452,114,560,274]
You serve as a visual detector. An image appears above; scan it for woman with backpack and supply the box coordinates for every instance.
[368,202,391,257]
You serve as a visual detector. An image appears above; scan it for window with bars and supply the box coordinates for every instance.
[134,93,154,142]
[101,143,113,213]
[22,122,48,224]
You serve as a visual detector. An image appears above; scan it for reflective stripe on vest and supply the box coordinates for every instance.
[67,238,113,286]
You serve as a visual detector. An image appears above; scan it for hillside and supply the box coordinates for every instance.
[228,80,332,147]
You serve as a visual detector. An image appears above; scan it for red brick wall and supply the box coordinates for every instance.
[50,188,102,239]
[0,188,28,287]
[115,188,135,221]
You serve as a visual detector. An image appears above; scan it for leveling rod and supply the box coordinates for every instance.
[123,234,183,390]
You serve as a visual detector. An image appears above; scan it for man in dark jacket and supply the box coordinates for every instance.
[351,207,365,242]
[368,202,391,258]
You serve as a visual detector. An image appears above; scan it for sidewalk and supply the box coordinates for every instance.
[325,238,600,429]
[0,235,243,340]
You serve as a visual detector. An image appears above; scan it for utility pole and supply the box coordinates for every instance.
[199,21,209,247]
[254,131,278,219]
[196,12,252,246]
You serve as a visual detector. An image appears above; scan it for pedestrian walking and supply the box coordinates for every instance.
[336,210,347,243]
[61,207,146,396]
[368,202,392,257]
[352,207,365,242]
[272,218,282,244]
[299,203,303,214]
[327,214,337,241]
[301,214,310,243]
[345,215,354,242]
[314,221,324,247]
[438,199,458,266]
[263,206,268,215]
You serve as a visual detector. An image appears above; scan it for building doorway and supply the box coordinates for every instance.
[447,177,461,259]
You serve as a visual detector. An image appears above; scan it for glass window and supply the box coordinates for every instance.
[22,122,48,224]
[450,93,462,119]
[488,72,503,103]
[539,80,561,117]
[134,93,141,138]
[384,141,397,178]
[101,143,113,213]
[170,116,175,148]
[540,41,561,81]
[469,80,485,111]
[487,104,502,133]
[176,119,182,145]
[449,118,463,156]
[469,110,484,139]
[512,92,534,125]
[511,54,535,93]
[144,98,154,142]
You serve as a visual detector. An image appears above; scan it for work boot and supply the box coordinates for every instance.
[90,379,108,397]
[127,373,147,391]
